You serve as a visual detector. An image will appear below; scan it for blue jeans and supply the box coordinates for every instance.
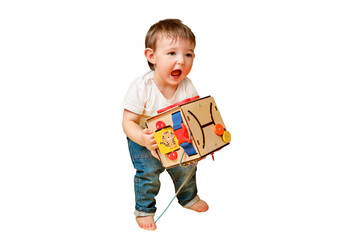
[127,138,198,216]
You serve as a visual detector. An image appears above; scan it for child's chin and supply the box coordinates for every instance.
[171,75,181,81]
[168,77,183,85]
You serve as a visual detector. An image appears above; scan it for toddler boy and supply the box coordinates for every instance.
[122,19,208,231]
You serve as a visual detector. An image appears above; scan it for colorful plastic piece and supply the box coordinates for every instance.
[213,123,224,136]
[156,120,166,130]
[167,151,178,161]
[154,126,180,155]
[222,131,231,143]
[172,111,197,156]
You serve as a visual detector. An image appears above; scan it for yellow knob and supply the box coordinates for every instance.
[222,131,231,143]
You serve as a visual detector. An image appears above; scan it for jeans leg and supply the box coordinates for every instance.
[127,138,165,215]
[166,164,198,207]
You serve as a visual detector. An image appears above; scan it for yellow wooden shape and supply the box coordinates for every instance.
[154,126,180,155]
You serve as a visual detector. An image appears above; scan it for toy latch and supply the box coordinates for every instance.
[174,123,191,145]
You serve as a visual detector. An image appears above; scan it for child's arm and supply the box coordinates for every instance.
[122,109,159,159]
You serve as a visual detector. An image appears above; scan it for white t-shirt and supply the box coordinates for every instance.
[122,71,198,127]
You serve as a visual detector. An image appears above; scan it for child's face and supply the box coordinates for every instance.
[148,35,195,87]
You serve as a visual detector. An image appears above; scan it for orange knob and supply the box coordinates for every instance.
[214,124,224,136]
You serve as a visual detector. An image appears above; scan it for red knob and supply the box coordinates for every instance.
[167,151,178,160]
[156,121,166,130]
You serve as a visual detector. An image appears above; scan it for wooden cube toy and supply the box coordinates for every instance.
[145,96,231,168]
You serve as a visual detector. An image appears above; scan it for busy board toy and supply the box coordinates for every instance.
[146,96,231,168]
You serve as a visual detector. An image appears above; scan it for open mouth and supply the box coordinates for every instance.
[171,70,182,77]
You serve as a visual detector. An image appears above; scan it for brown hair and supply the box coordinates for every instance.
[145,19,196,70]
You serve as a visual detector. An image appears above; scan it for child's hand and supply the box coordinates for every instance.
[142,128,159,159]
[122,109,159,159]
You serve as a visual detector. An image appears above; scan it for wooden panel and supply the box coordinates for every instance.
[181,96,228,156]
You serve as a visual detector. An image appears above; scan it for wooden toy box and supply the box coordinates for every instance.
[145,96,231,168]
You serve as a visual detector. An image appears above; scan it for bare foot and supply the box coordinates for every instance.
[136,216,157,231]
[187,200,209,212]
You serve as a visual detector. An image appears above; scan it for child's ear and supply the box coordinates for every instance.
[144,48,155,64]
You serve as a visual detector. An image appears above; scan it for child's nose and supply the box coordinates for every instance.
[176,55,184,65]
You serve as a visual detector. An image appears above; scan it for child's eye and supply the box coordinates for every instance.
[168,52,176,56]
[186,53,193,58]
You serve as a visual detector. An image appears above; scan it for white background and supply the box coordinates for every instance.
[1,0,359,239]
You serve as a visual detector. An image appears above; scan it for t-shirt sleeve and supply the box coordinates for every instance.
[122,78,146,115]
[185,78,199,98]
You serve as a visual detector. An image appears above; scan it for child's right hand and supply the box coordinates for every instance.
[142,128,159,159]
[122,109,160,159]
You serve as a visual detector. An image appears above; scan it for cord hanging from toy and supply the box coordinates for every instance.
[155,161,197,224]
[179,127,193,168]
[179,150,186,168]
